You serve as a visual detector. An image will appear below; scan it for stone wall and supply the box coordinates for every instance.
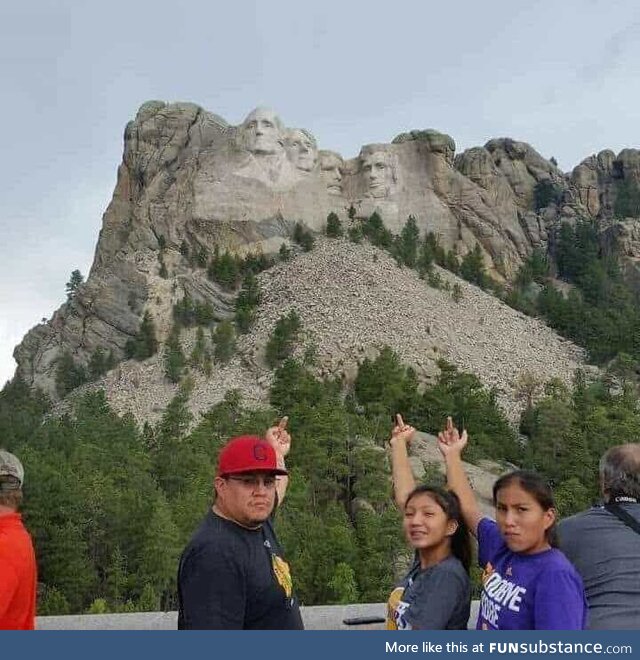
[37,602,481,630]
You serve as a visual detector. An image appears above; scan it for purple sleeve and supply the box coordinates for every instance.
[477,517,505,568]
[533,569,587,630]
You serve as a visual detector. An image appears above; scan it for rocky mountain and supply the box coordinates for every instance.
[59,239,584,426]
[12,100,639,405]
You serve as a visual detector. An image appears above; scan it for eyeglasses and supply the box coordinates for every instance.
[226,475,278,489]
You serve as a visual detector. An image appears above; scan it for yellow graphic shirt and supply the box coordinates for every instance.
[387,586,411,630]
[271,553,293,598]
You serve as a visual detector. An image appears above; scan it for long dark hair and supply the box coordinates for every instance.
[405,485,472,573]
[492,470,558,547]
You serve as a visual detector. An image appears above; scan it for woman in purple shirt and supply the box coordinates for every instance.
[438,418,587,630]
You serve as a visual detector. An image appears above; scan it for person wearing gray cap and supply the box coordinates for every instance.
[0,450,37,630]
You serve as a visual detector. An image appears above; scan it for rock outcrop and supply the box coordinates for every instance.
[570,148,640,290]
[12,101,638,400]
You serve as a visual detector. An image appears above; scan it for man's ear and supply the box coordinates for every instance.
[599,475,609,501]
[214,476,226,499]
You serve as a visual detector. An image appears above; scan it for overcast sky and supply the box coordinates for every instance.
[1,0,639,386]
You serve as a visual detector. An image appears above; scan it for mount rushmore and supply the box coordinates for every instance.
[12,101,640,398]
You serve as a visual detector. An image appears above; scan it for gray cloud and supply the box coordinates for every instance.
[576,17,640,85]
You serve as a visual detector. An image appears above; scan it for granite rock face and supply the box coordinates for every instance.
[13,101,638,399]
[570,147,640,289]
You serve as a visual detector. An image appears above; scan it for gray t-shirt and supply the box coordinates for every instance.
[386,555,471,630]
[558,504,640,630]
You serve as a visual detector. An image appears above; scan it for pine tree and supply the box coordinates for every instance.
[398,215,420,267]
[265,311,302,368]
[241,251,271,275]
[363,212,392,248]
[190,326,207,370]
[40,521,97,612]
[39,587,71,615]
[125,311,158,360]
[164,326,186,383]
[353,346,420,422]
[213,321,236,364]
[137,584,159,612]
[444,250,460,274]
[105,546,128,606]
[293,222,315,252]
[235,272,261,334]
[279,242,292,261]
[614,179,640,218]
[533,180,563,210]
[347,225,363,243]
[55,351,88,397]
[88,347,108,380]
[137,495,181,600]
[417,233,439,276]
[208,251,240,289]
[328,562,359,604]
[460,244,486,287]
[152,384,195,499]
[65,270,84,301]
[196,246,208,268]
[325,212,343,238]
[158,255,168,279]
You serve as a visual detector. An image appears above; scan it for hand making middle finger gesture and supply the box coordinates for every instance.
[390,413,416,447]
[265,416,291,457]
[437,416,468,457]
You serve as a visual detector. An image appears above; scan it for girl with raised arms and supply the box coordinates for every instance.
[386,415,472,630]
[437,417,587,630]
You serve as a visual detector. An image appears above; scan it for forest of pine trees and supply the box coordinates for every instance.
[9,208,640,614]
[3,342,639,614]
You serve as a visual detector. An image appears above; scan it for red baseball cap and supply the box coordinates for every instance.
[217,435,288,477]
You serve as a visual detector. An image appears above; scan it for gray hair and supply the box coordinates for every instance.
[599,444,640,501]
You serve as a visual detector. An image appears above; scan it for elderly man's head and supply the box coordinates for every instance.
[0,450,24,512]
[599,444,640,502]
[319,150,344,194]
[239,107,284,156]
[360,145,398,198]
[285,128,317,172]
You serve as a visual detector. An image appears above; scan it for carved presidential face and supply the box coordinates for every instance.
[319,151,344,195]
[361,148,397,198]
[285,128,318,172]
[240,108,284,155]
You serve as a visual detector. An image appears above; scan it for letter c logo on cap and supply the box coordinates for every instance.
[253,443,267,461]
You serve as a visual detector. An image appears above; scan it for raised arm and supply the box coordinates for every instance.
[389,414,417,510]
[265,416,291,505]
[437,417,483,537]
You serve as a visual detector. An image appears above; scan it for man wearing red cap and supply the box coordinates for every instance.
[177,417,303,629]
[0,450,37,630]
